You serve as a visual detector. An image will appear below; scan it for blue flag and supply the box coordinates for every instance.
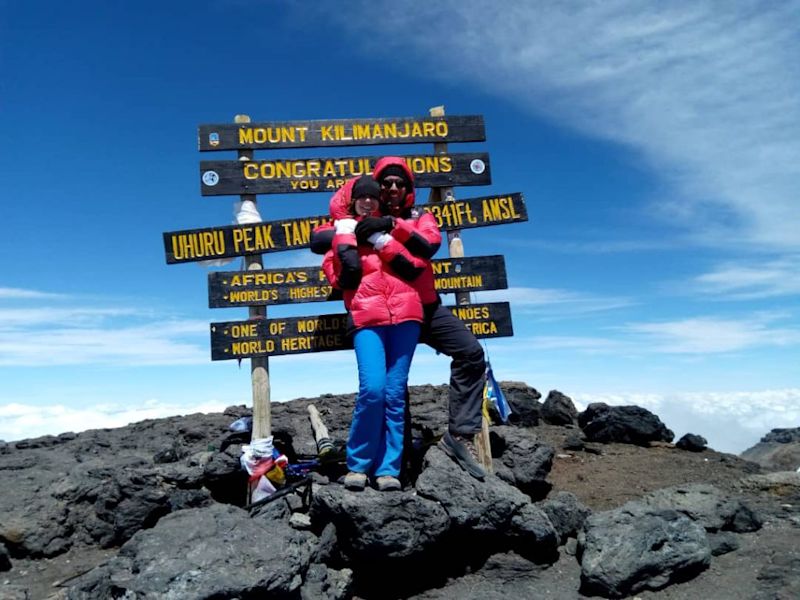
[484,361,512,423]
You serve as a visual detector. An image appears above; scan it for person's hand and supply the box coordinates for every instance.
[334,218,357,235]
[355,216,394,244]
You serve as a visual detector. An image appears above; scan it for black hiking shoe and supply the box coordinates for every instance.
[439,431,486,480]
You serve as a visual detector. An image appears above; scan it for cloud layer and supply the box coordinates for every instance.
[319,1,800,250]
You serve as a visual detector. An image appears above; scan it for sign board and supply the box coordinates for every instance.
[208,255,508,308]
[199,115,485,151]
[164,194,526,264]
[199,152,491,196]
[210,302,513,360]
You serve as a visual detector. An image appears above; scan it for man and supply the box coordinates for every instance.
[311,157,487,480]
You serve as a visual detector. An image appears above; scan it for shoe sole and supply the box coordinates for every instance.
[438,439,486,481]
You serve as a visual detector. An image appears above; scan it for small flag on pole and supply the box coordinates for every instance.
[484,361,512,423]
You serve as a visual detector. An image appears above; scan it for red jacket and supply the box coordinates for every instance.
[322,177,427,331]
[373,157,442,305]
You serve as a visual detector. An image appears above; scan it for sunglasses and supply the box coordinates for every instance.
[380,178,407,189]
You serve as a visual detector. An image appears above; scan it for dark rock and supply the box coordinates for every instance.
[491,426,554,499]
[541,390,578,426]
[202,445,247,505]
[563,432,585,451]
[677,433,707,452]
[300,563,353,600]
[639,483,762,533]
[741,427,800,471]
[152,440,187,464]
[0,541,11,571]
[310,484,449,560]
[408,551,549,599]
[538,491,592,544]
[507,503,559,560]
[416,446,530,532]
[578,402,674,445]
[578,502,711,598]
[761,428,800,444]
[66,503,316,599]
[0,440,7,454]
[502,382,542,426]
[707,531,740,556]
[167,488,212,512]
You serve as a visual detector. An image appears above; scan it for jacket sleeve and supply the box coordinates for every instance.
[323,232,361,290]
[310,223,335,255]
[375,237,429,282]
[390,211,442,259]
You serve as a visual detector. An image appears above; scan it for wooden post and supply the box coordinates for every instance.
[428,106,493,473]
[235,114,271,502]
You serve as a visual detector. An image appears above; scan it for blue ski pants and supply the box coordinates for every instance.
[347,321,420,477]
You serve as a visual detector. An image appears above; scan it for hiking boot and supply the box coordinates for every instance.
[439,431,486,480]
[344,471,367,490]
[375,475,402,492]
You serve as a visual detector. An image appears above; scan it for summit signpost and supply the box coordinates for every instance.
[163,109,528,499]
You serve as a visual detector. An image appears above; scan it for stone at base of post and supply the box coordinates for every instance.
[475,415,493,474]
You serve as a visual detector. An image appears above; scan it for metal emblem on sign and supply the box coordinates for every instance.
[209,132,220,147]
[455,262,462,273]
[469,159,486,174]
[202,171,220,186]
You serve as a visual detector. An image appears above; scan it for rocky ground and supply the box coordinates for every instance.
[1,383,798,599]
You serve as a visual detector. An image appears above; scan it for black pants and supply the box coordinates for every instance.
[420,302,486,434]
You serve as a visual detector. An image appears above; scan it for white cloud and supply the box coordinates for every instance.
[0,399,230,442]
[0,293,210,366]
[624,313,800,353]
[0,287,67,300]
[318,1,800,250]
[691,255,800,299]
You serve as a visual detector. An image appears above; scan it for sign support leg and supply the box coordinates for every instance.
[234,114,272,503]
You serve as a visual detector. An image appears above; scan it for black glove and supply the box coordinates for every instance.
[355,216,394,245]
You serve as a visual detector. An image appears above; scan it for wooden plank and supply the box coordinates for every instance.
[163,194,526,265]
[199,115,485,151]
[199,152,491,196]
[209,302,513,360]
[207,255,508,308]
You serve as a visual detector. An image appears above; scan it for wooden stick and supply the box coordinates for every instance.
[236,114,272,504]
[429,105,493,474]
[308,404,335,455]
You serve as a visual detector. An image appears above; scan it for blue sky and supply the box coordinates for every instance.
[1,1,798,453]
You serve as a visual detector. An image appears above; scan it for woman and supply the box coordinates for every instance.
[323,175,429,491]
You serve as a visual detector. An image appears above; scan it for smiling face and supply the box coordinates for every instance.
[353,195,379,217]
[379,176,407,215]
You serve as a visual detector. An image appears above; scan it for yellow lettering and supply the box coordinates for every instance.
[239,129,253,144]
[353,123,370,139]
[432,261,451,275]
[243,163,259,180]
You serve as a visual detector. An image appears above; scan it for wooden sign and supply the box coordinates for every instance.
[208,267,335,308]
[208,255,508,308]
[164,194,526,265]
[199,115,485,151]
[433,255,507,294]
[210,302,513,360]
[199,152,491,196]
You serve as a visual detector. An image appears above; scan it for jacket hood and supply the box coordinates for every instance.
[328,177,357,220]
[373,156,416,210]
